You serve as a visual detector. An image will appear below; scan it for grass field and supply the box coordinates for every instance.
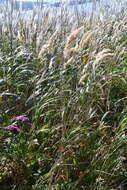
[0,1,127,189]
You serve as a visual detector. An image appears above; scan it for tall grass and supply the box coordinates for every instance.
[0,0,127,189]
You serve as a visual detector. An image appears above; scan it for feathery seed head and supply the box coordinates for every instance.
[64,43,79,58]
[79,30,94,49]
[94,49,114,64]
[65,26,84,49]
[38,31,58,58]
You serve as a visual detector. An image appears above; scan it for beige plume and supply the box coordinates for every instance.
[79,30,94,49]
[92,49,114,75]
[65,26,84,49]
[38,31,57,58]
[94,49,114,65]
[64,43,79,58]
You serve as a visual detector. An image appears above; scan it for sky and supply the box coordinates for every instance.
[15,0,65,1]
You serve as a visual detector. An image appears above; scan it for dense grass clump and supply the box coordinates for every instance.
[0,1,127,189]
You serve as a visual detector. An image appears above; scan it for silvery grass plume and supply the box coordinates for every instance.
[81,49,114,78]
[64,30,93,66]
[66,26,84,48]
[64,43,79,58]
[79,30,94,49]
[64,29,94,58]
[94,49,114,64]
[64,26,84,58]
[38,30,58,58]
[93,48,114,74]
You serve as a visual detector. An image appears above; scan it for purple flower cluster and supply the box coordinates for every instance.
[15,116,30,122]
[3,115,31,135]
[4,124,20,134]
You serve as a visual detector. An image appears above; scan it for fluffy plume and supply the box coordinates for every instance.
[64,44,79,58]
[38,31,57,58]
[79,30,94,49]
[38,44,50,58]
[64,28,93,58]
[65,26,84,49]
[92,49,114,75]
[94,49,114,65]
[64,26,84,58]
